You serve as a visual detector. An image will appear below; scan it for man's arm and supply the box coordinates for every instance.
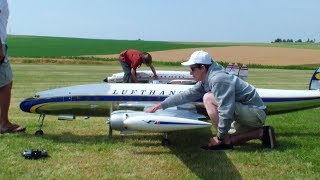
[149,64,158,79]
[212,82,236,140]
[130,68,138,82]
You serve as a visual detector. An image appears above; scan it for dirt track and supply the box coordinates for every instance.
[94,46,320,65]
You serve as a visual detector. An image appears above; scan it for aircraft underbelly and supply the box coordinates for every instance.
[266,99,320,113]
[35,101,111,117]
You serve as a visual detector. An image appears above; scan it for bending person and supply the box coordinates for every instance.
[118,49,157,83]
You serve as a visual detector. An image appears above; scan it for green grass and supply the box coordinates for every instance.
[1,63,320,179]
[6,35,233,57]
[7,35,320,58]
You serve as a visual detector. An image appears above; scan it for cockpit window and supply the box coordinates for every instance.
[33,94,40,98]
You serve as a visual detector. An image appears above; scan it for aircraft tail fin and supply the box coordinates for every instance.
[224,63,249,81]
[309,67,320,90]
[229,63,239,76]
[238,64,248,81]
[225,63,233,72]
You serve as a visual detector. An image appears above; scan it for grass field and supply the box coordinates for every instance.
[6,35,232,57]
[7,35,320,58]
[1,63,320,179]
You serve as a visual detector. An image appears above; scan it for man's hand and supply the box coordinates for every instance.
[131,69,138,82]
[145,103,162,113]
[153,75,158,80]
[208,136,223,146]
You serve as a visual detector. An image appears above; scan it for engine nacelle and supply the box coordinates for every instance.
[109,110,144,131]
[109,110,211,133]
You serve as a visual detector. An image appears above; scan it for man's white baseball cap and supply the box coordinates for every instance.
[181,50,213,66]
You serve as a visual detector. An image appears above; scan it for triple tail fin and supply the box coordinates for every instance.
[309,67,320,90]
[224,63,249,81]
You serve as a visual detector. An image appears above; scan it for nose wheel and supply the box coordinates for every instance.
[35,113,45,136]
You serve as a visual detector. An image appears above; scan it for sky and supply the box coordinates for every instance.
[7,0,320,43]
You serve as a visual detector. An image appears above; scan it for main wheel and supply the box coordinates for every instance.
[35,130,44,136]
[161,139,171,146]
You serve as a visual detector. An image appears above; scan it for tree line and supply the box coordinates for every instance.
[272,38,317,43]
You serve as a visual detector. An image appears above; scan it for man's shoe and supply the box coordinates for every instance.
[201,143,234,151]
[262,126,276,148]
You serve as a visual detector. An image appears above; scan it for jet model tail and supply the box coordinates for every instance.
[224,63,249,81]
[309,67,320,90]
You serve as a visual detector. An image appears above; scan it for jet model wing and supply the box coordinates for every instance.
[110,102,209,133]
[110,108,210,134]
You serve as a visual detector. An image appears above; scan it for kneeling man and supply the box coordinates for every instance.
[146,50,275,150]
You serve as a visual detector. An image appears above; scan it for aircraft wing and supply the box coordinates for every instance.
[152,106,206,120]
[118,101,206,122]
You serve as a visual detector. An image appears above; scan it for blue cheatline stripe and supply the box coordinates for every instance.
[261,97,320,102]
[20,95,320,113]
[157,122,207,125]
[145,120,207,125]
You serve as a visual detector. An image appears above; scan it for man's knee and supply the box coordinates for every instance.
[0,81,12,92]
[203,92,216,105]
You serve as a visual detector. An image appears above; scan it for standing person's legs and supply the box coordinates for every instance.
[0,59,25,133]
[0,58,13,128]
[0,81,12,127]
[119,60,132,83]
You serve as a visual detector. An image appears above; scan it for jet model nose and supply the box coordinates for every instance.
[20,97,35,113]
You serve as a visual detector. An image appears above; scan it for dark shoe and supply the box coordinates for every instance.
[103,77,108,82]
[262,126,276,148]
[201,143,234,151]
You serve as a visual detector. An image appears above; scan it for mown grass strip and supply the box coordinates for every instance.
[11,56,320,70]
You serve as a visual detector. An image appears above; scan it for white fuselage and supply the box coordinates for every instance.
[21,83,320,116]
[19,83,320,133]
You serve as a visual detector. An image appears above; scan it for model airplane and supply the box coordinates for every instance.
[104,70,196,85]
[20,67,320,145]
[104,64,249,84]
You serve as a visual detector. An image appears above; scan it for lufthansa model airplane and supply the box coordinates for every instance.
[20,67,320,145]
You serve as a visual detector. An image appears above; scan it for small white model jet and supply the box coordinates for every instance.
[104,63,249,85]
[104,70,196,85]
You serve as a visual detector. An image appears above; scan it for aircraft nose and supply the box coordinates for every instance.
[20,97,35,113]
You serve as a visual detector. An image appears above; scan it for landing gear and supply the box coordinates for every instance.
[108,103,113,138]
[161,133,171,146]
[35,113,45,136]
[108,122,113,138]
